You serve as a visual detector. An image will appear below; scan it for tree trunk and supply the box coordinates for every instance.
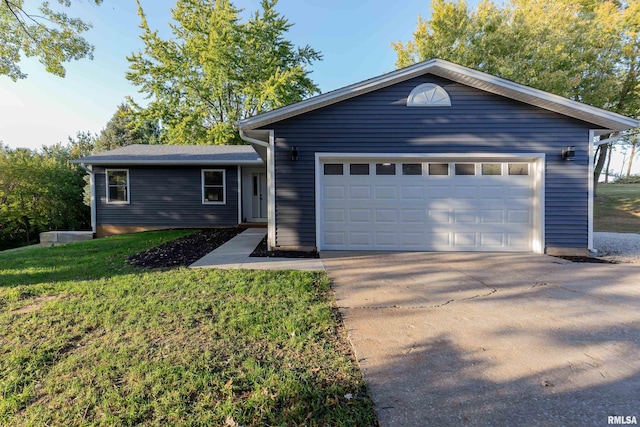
[593,142,610,194]
[605,143,613,183]
[626,142,637,177]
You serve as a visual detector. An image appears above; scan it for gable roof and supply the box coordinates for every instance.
[72,144,262,166]
[237,58,638,132]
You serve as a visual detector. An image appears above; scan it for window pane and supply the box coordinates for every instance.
[205,187,224,202]
[109,186,127,202]
[204,171,223,186]
[108,171,127,186]
[429,163,449,176]
[402,163,422,175]
[376,163,396,175]
[508,164,529,176]
[350,163,370,175]
[324,163,343,175]
[482,163,502,175]
[455,163,475,176]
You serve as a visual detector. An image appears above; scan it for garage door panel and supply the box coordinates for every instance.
[349,209,371,223]
[324,186,345,199]
[479,186,505,199]
[428,186,450,198]
[454,210,477,224]
[480,233,504,246]
[375,209,398,223]
[349,232,372,246]
[319,158,535,252]
[428,210,451,223]
[375,232,398,246]
[401,185,424,200]
[401,209,424,223]
[480,210,504,224]
[453,186,477,199]
[349,186,371,199]
[323,208,345,223]
[375,185,397,199]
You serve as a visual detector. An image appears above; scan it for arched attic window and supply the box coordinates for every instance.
[406,83,451,107]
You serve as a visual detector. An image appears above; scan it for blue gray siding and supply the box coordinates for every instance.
[263,75,591,250]
[94,165,239,227]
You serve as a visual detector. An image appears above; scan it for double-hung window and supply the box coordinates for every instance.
[202,169,226,204]
[106,169,130,204]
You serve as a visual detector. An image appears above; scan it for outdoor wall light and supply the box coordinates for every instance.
[562,146,575,161]
[290,146,299,161]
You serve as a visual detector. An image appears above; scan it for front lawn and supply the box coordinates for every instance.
[595,184,640,233]
[0,232,376,426]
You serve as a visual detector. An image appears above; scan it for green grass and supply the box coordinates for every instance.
[0,232,376,426]
[595,184,640,233]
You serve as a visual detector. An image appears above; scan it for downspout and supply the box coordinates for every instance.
[79,163,97,236]
[239,129,275,250]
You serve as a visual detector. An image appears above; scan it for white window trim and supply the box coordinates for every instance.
[202,169,226,205]
[105,169,130,204]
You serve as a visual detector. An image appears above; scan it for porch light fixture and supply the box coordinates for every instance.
[290,146,299,161]
[562,146,575,161]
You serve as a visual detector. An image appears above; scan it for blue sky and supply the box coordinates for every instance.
[0,0,431,151]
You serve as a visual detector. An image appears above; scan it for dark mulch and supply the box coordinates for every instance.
[250,236,319,258]
[127,228,244,269]
[553,255,618,264]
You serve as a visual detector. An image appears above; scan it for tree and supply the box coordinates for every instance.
[393,0,640,187]
[94,103,162,152]
[0,144,89,249]
[1,0,102,80]
[126,0,321,145]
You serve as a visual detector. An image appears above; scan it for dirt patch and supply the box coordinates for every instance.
[553,256,618,264]
[249,236,319,258]
[12,295,61,315]
[127,228,244,269]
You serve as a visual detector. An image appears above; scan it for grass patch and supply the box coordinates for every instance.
[595,184,640,233]
[0,232,376,426]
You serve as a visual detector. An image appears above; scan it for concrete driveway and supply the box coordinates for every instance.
[321,252,640,427]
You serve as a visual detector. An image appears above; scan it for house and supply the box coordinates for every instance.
[73,144,267,236]
[76,59,638,255]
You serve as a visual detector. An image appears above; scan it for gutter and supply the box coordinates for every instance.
[239,129,274,250]
[79,163,97,235]
[594,132,622,146]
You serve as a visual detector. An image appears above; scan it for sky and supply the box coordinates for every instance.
[0,0,430,150]
[0,0,636,175]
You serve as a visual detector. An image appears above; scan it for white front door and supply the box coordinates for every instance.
[251,171,267,220]
[317,156,542,252]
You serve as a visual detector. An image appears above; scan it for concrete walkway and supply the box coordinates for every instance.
[322,251,640,427]
[189,228,324,271]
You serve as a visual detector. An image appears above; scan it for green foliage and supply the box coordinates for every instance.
[126,0,322,145]
[0,143,90,250]
[613,175,640,184]
[0,0,103,80]
[0,232,376,426]
[393,0,640,117]
[94,104,163,152]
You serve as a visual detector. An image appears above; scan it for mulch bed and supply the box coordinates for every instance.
[250,236,319,258]
[553,255,618,264]
[127,228,244,269]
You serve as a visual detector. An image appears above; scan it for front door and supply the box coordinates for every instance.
[251,171,267,221]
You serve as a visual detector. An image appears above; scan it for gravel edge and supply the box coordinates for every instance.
[593,232,640,264]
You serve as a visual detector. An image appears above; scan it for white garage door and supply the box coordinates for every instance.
[318,158,538,252]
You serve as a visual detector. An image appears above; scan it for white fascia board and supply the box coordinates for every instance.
[237,58,638,132]
[588,130,595,251]
[77,160,264,166]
